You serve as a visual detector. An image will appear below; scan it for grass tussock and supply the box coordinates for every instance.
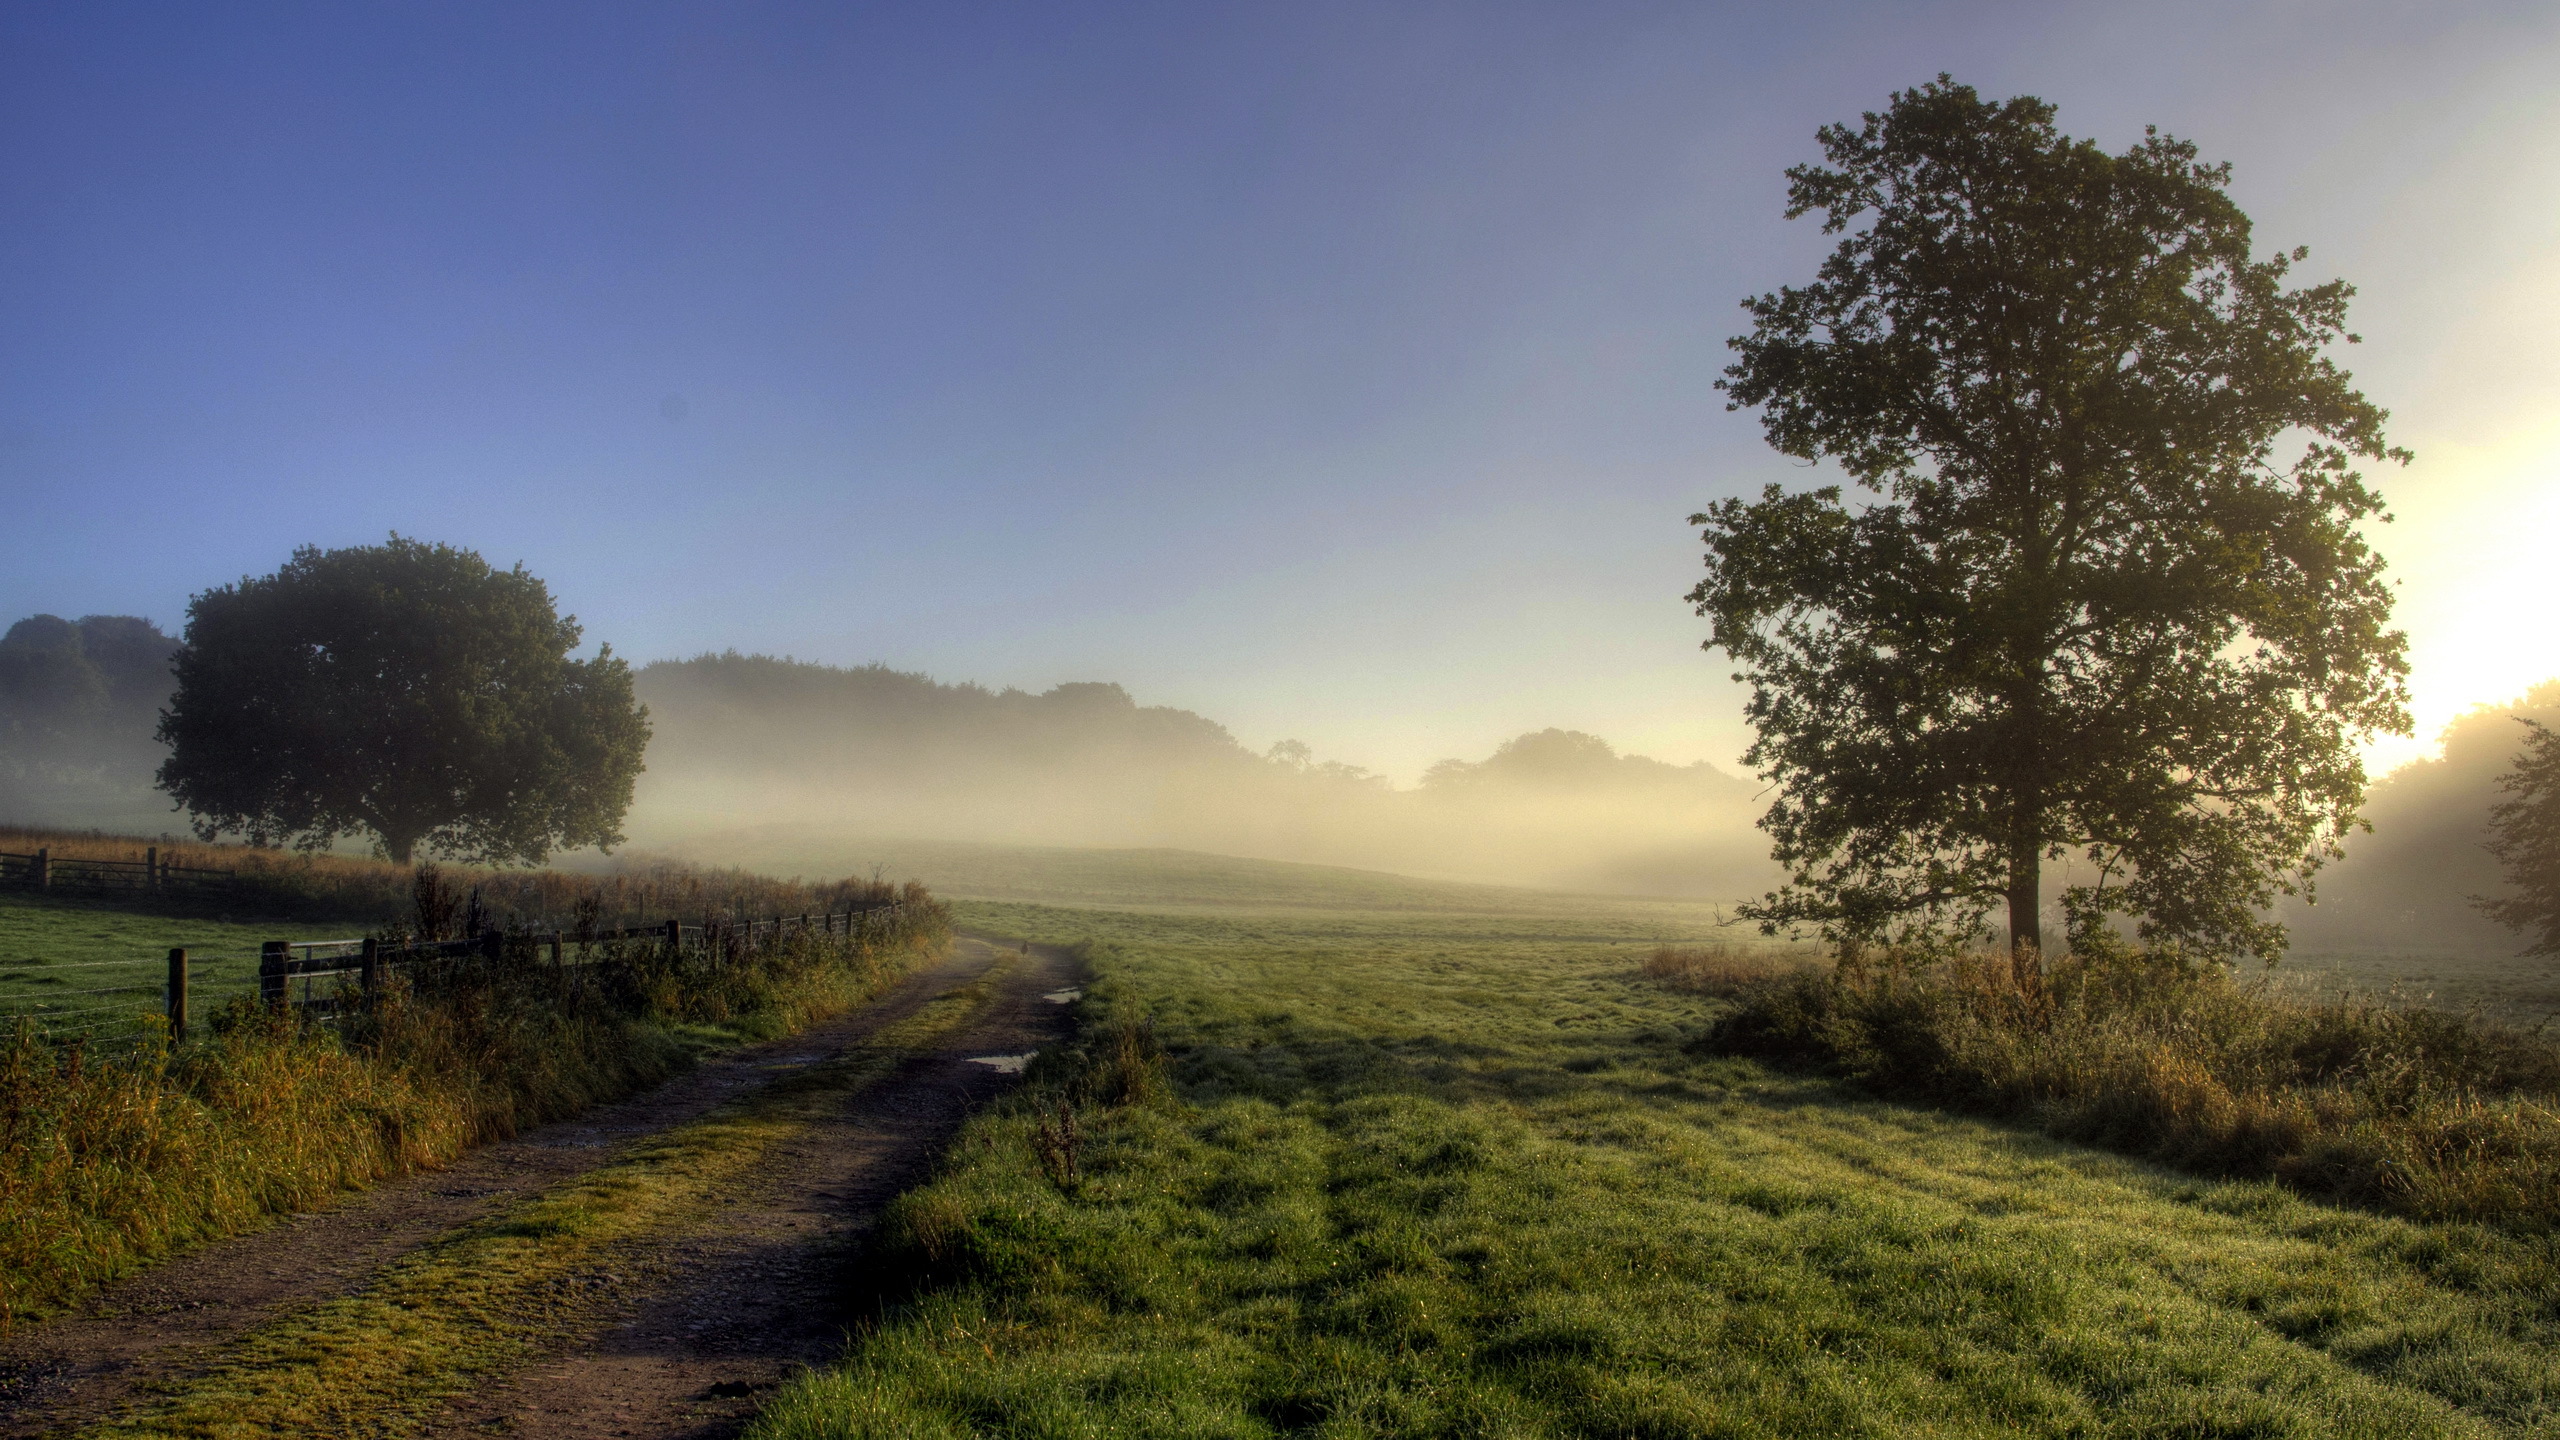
[0,823,892,928]
[1702,942,2560,1229]
[0,884,951,1325]
[1641,942,1825,995]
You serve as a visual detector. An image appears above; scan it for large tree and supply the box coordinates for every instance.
[2477,720,2560,958]
[1690,78,2409,967]
[158,536,650,864]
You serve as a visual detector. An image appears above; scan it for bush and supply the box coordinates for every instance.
[1695,943,2560,1229]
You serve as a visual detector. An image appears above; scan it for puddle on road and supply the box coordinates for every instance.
[966,1053,1037,1074]
[1041,989,1083,1004]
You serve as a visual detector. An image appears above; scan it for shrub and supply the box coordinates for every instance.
[1696,942,2560,1229]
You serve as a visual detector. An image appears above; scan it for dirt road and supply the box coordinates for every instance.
[0,934,1078,1440]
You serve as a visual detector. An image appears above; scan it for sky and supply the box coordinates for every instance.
[4,0,2555,784]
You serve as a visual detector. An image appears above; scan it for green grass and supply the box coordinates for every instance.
[2280,949,2560,1027]
[0,890,317,1032]
[748,902,2560,1439]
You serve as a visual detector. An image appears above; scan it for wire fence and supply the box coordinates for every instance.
[1,901,915,1054]
[0,846,236,903]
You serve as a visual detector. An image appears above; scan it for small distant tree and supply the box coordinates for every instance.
[158,536,651,864]
[2477,720,2560,956]
[1691,78,2410,968]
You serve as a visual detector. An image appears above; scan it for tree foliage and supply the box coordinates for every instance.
[1690,78,2410,964]
[0,615,176,781]
[2477,720,2560,957]
[157,537,650,864]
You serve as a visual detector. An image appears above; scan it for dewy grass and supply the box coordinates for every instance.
[81,960,1010,1440]
[0,899,951,1325]
[750,902,2560,1440]
[1705,943,2560,1231]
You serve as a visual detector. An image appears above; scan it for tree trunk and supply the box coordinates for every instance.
[379,828,418,864]
[2006,831,2042,997]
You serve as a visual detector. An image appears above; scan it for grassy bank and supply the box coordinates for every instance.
[0,889,949,1325]
[751,903,2560,1439]
[1692,943,2560,1231]
[82,956,1010,1440]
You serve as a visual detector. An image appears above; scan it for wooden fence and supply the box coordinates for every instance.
[157,900,910,1040]
[0,846,234,901]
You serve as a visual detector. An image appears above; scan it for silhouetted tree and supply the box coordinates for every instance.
[158,536,650,864]
[1692,78,2409,967]
[2477,720,2560,957]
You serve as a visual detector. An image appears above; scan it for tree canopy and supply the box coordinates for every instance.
[1691,78,2410,965]
[2477,719,2560,958]
[0,614,176,789]
[157,536,651,864]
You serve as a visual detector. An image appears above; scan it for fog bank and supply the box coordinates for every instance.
[623,654,1778,899]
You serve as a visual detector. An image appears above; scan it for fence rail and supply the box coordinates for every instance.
[6,887,916,1050]
[193,899,914,1037]
[0,846,235,899]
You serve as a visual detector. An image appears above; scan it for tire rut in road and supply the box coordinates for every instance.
[0,941,999,1440]
[418,935,1080,1440]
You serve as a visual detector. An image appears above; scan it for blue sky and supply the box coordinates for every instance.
[6,1,2556,781]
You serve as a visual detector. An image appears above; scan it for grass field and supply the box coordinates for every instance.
[745,901,2560,1439]
[0,890,336,1038]
[619,831,1748,924]
[2278,948,2560,1027]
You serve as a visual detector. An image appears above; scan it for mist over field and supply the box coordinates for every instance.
[2279,679,2560,956]
[619,653,1780,899]
[8,618,2558,938]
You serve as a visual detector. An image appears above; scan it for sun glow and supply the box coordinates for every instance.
[2365,416,2560,776]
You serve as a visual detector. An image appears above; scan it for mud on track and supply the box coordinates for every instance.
[0,935,1080,1440]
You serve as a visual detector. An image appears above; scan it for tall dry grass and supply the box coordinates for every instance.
[0,823,884,927]
[0,882,951,1324]
[1686,943,2560,1230]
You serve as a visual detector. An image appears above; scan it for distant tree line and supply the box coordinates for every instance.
[0,613,178,799]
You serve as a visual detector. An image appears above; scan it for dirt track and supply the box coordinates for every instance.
[0,934,1078,1440]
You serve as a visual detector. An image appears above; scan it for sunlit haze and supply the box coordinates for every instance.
[5,2,2555,785]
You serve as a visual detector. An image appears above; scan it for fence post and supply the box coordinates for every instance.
[548,930,563,968]
[480,928,503,964]
[33,847,48,891]
[664,917,682,960]
[167,947,188,1040]
[147,846,158,890]
[260,941,288,1010]
[360,936,380,993]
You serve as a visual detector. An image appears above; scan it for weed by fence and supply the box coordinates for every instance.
[0,845,233,902]
[0,824,884,929]
[0,878,951,1324]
